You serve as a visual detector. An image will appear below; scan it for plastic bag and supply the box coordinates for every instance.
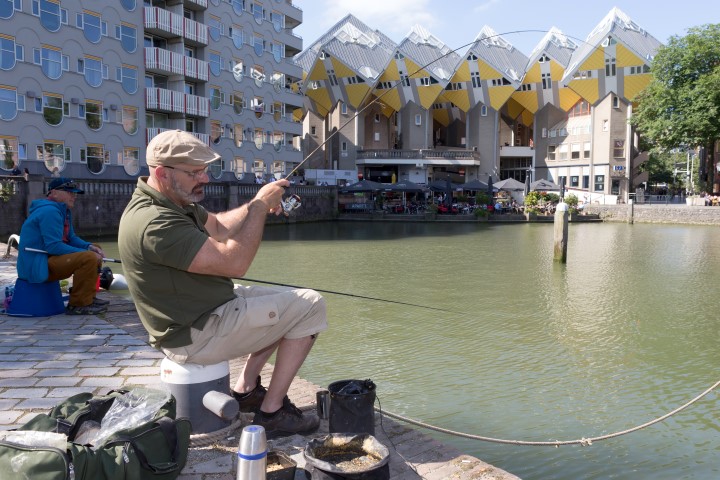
[85,387,170,448]
[0,430,67,450]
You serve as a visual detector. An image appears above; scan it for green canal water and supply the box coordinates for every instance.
[103,221,720,479]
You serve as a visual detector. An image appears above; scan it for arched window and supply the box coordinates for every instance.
[120,147,140,175]
[0,86,18,121]
[122,106,138,135]
[0,36,18,70]
[35,0,63,33]
[82,100,102,130]
[116,23,137,53]
[82,144,106,174]
[42,93,64,126]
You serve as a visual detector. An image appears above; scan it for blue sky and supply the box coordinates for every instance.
[293,0,716,56]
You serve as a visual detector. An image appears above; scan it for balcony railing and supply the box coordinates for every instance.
[145,47,209,82]
[184,0,207,8]
[147,128,210,146]
[357,149,480,160]
[146,87,184,113]
[185,92,210,117]
[144,7,207,46]
[145,88,209,117]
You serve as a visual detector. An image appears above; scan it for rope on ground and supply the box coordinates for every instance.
[189,416,245,447]
[376,378,720,447]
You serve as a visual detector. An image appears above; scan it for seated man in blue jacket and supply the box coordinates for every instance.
[17,178,108,315]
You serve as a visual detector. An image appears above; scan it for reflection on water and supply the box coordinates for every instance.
[102,222,720,479]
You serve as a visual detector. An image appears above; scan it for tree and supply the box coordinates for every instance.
[631,24,720,192]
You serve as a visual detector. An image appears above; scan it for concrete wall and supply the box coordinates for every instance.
[584,204,720,225]
[0,176,337,240]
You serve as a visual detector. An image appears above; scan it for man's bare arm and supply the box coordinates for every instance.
[187,180,288,277]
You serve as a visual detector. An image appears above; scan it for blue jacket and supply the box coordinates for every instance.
[17,199,91,283]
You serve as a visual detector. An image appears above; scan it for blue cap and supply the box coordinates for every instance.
[48,177,84,194]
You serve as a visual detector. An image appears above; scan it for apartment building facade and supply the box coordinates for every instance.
[295,8,662,201]
[0,0,304,183]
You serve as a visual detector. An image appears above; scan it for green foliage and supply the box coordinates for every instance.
[565,193,579,214]
[524,191,542,207]
[0,182,13,202]
[631,24,720,151]
[473,207,488,218]
[474,193,490,205]
[427,203,439,213]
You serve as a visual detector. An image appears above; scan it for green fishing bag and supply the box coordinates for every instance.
[0,387,191,480]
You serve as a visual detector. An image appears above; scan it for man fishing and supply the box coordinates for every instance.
[118,130,327,437]
[17,178,108,315]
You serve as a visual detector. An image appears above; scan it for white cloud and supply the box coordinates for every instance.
[473,0,500,14]
[309,0,438,40]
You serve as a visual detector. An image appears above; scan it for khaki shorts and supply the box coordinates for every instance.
[162,285,327,365]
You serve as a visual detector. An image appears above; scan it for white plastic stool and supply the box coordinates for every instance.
[160,358,238,434]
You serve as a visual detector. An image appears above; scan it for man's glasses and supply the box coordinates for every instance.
[164,166,209,180]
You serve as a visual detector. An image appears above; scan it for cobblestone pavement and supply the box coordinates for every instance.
[0,243,519,479]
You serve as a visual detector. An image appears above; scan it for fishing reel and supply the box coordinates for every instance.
[280,193,302,216]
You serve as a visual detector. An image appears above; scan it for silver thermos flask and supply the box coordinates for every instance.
[236,425,267,480]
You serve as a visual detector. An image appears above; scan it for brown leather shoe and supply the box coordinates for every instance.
[252,398,320,438]
[232,376,293,414]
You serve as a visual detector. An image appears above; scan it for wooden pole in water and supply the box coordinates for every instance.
[554,202,569,263]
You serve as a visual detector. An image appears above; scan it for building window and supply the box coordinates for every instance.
[115,23,137,53]
[594,175,604,192]
[233,156,246,179]
[231,0,244,15]
[233,124,243,147]
[541,72,551,90]
[310,126,316,136]
[231,26,243,49]
[210,120,222,144]
[582,175,589,189]
[83,101,102,130]
[38,141,65,172]
[42,93,65,126]
[374,113,380,123]
[0,35,20,70]
[569,100,590,117]
[209,51,222,76]
[208,15,222,42]
[77,10,106,44]
[0,86,19,121]
[209,86,222,110]
[122,106,138,135]
[374,132,380,142]
[120,147,139,175]
[602,119,608,132]
[605,58,616,77]
[232,92,244,113]
[571,143,580,159]
[81,144,107,174]
[340,103,347,115]
[480,105,487,116]
[119,0,136,11]
[116,65,138,94]
[254,127,263,149]
[547,145,556,161]
[34,46,68,79]
[0,135,19,171]
[0,0,21,20]
[583,141,591,159]
[612,95,620,108]
[471,72,480,88]
[415,114,421,126]
[78,56,105,87]
[33,0,67,33]
[570,176,579,187]
[613,139,625,158]
[558,144,568,160]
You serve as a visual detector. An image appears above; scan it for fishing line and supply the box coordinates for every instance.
[238,276,464,314]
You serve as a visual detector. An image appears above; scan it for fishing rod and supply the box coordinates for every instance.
[239,277,460,313]
[24,247,122,264]
[22,247,457,312]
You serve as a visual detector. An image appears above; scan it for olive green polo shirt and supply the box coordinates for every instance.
[118,178,235,348]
